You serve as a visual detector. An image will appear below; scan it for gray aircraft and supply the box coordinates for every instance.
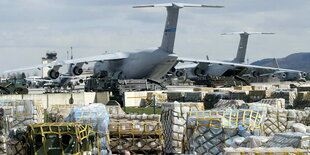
[3,3,304,82]
[248,58,307,81]
[173,32,276,79]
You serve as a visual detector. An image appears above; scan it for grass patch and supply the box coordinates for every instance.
[123,107,162,115]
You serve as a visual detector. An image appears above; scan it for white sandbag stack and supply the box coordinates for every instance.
[271,89,298,108]
[161,101,204,154]
[214,99,245,109]
[109,114,163,154]
[185,109,264,155]
[66,103,111,155]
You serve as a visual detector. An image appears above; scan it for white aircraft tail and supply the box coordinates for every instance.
[222,32,275,63]
[134,3,223,53]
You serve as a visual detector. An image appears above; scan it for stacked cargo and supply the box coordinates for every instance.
[271,88,298,108]
[145,92,167,107]
[66,103,111,154]
[161,101,204,154]
[229,90,249,102]
[295,91,310,109]
[0,99,43,155]
[203,92,229,109]
[184,109,264,154]
[214,99,245,109]
[48,104,83,122]
[109,114,163,154]
[248,90,271,102]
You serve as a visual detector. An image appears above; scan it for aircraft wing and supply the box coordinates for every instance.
[177,57,300,72]
[3,52,129,74]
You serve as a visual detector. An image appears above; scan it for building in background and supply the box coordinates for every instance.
[42,53,57,78]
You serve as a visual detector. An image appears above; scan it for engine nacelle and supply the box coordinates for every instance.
[191,67,206,77]
[301,72,307,78]
[48,69,60,79]
[72,66,83,76]
[250,71,260,77]
[175,70,185,77]
[280,72,287,79]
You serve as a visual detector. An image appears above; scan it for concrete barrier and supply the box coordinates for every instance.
[0,92,110,109]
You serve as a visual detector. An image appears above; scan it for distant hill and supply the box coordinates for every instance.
[251,52,310,73]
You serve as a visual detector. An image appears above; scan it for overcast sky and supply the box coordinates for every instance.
[0,0,310,74]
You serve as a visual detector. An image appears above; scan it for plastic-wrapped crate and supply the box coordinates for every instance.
[49,104,83,122]
[258,98,286,109]
[264,132,310,149]
[271,89,297,108]
[185,109,264,155]
[224,147,309,155]
[109,121,163,154]
[161,101,204,154]
[214,99,245,109]
[0,99,43,134]
[66,103,110,154]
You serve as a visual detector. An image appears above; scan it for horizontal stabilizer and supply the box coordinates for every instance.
[133,3,223,8]
[222,32,275,35]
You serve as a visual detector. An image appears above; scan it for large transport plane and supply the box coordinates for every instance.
[3,3,306,82]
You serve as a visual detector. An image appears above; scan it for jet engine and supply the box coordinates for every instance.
[250,71,260,77]
[48,69,60,79]
[191,67,206,76]
[301,72,307,78]
[175,69,185,77]
[72,66,83,76]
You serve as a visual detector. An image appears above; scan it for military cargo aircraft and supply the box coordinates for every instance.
[4,3,305,82]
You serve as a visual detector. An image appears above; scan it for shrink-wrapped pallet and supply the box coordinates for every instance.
[0,99,43,133]
[258,98,286,109]
[161,101,204,154]
[185,109,264,155]
[66,103,110,154]
[224,147,309,155]
[264,132,310,149]
[214,99,245,109]
[49,104,83,122]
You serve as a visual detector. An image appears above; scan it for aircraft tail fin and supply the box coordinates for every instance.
[134,3,223,53]
[222,32,274,63]
[272,58,280,68]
